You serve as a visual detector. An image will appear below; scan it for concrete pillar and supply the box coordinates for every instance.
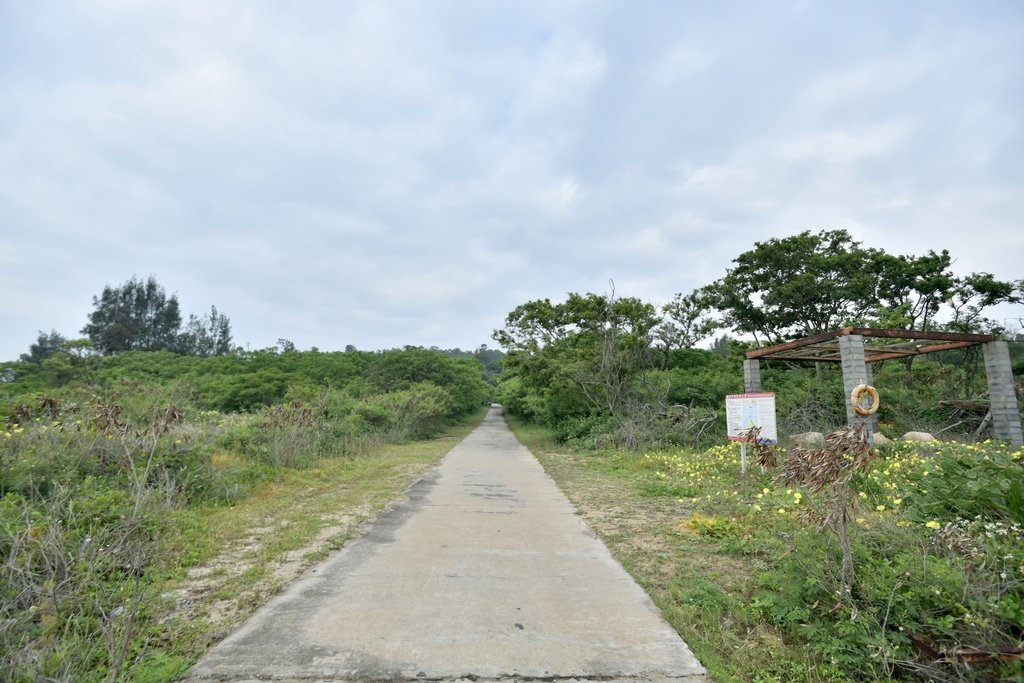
[839,334,876,433]
[983,341,1023,446]
[743,359,761,393]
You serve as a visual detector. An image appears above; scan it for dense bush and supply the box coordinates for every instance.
[0,346,493,680]
[500,337,1012,452]
[1,405,185,680]
[362,348,490,417]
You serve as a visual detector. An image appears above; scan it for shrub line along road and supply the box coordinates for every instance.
[187,407,708,682]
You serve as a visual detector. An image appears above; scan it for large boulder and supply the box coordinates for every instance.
[902,431,936,442]
[788,431,825,449]
[872,432,891,446]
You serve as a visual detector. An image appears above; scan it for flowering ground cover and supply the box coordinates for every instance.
[518,419,1024,682]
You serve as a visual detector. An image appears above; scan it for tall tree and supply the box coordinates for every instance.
[656,288,720,366]
[703,229,1017,342]
[704,229,878,344]
[946,272,1022,332]
[871,250,955,331]
[177,306,233,356]
[20,330,67,363]
[494,288,659,416]
[82,276,183,354]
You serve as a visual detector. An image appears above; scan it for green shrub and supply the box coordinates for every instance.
[758,516,1019,681]
[629,436,1023,681]
[552,414,612,444]
[1,479,168,681]
[353,383,456,442]
[899,441,1024,524]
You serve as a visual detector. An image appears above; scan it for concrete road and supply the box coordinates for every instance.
[187,407,708,682]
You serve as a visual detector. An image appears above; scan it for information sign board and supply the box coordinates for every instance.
[725,392,777,444]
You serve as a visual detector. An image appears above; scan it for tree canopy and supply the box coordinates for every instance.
[703,230,878,344]
[493,289,660,419]
[657,289,720,366]
[704,229,1019,343]
[178,306,233,357]
[80,276,232,356]
[490,230,1020,446]
[82,276,183,354]
[19,330,68,364]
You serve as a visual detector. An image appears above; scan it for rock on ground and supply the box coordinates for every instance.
[788,431,825,448]
[902,431,936,442]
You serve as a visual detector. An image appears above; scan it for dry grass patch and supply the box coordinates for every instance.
[145,415,484,672]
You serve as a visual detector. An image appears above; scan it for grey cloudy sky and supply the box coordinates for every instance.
[2,0,1023,361]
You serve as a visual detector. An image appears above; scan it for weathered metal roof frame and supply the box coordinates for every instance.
[746,327,996,364]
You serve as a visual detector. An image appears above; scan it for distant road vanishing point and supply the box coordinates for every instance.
[187,406,708,682]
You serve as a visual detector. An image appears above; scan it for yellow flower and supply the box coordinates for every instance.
[925,520,941,530]
[876,505,886,512]
[892,498,902,506]
[777,508,786,514]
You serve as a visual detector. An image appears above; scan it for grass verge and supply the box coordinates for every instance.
[510,420,815,683]
[511,417,1024,683]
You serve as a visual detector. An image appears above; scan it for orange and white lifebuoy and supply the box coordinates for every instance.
[850,384,880,417]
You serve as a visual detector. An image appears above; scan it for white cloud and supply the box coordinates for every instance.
[776,122,909,164]
[539,178,581,211]
[1,1,1022,359]
[650,45,711,85]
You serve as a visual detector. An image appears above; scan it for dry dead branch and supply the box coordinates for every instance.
[779,424,875,602]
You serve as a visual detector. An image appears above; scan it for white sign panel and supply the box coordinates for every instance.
[725,392,777,443]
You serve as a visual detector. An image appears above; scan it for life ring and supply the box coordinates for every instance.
[850,384,879,417]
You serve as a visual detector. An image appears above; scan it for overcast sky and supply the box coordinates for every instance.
[2,1,1022,361]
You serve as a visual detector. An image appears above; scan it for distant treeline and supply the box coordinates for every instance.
[1,346,495,418]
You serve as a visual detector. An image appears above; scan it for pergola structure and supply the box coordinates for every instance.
[741,327,1022,446]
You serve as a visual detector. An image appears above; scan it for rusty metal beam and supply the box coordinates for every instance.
[912,340,985,355]
[761,354,844,363]
[748,327,996,363]
[770,351,921,363]
[746,329,842,359]
[842,328,995,343]
[769,344,842,356]
[862,341,982,360]
[864,351,917,362]
[870,340,928,351]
